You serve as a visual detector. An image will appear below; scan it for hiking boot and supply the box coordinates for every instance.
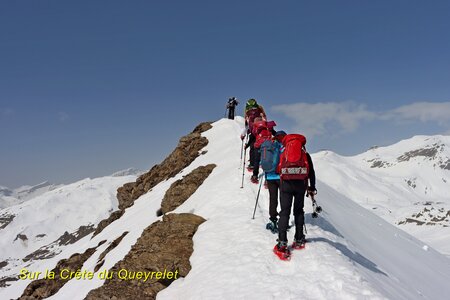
[250,175,259,184]
[266,218,278,234]
[292,236,306,250]
[273,241,290,260]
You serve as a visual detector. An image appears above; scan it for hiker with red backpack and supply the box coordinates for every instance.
[259,131,287,233]
[273,134,316,260]
[248,119,277,183]
[240,99,267,172]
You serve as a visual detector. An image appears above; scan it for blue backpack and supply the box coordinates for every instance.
[260,140,281,173]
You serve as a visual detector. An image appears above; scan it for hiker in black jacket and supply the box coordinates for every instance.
[226,97,239,119]
[277,152,316,246]
[273,134,317,259]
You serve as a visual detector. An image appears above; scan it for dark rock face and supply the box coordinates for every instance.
[19,241,106,300]
[14,234,28,242]
[0,213,15,230]
[95,232,129,272]
[117,122,212,211]
[398,147,439,162]
[23,225,96,262]
[0,261,7,269]
[161,164,216,214]
[0,276,18,288]
[369,160,391,168]
[440,159,450,170]
[92,210,124,237]
[398,206,450,227]
[85,213,206,300]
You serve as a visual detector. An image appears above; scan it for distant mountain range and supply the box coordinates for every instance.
[0,169,144,210]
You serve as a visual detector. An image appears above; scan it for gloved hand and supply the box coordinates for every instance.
[244,143,250,150]
[307,186,317,195]
[240,134,245,140]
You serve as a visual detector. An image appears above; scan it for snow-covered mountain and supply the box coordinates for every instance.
[1,118,449,299]
[313,135,450,256]
[0,182,63,209]
[110,168,144,177]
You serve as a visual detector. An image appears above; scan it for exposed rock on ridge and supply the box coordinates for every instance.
[20,241,106,300]
[161,164,216,214]
[85,213,205,300]
[117,122,212,210]
[92,122,212,238]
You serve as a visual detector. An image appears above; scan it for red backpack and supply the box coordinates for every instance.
[254,129,272,148]
[278,134,309,180]
[252,120,267,136]
[246,107,263,130]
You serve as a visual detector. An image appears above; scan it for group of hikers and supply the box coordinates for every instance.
[226,97,318,260]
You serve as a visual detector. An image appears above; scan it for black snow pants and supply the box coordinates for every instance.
[278,179,307,242]
[228,107,235,119]
[252,146,261,178]
[267,179,280,220]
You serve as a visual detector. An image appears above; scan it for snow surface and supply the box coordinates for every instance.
[1,117,450,299]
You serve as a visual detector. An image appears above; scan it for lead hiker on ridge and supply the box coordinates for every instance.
[226,97,239,119]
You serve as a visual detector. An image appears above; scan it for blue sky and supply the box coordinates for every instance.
[1,0,450,187]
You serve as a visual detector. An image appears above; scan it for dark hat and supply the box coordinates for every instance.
[275,130,287,136]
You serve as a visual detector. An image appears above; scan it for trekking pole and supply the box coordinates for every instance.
[240,138,244,164]
[240,143,247,188]
[308,191,322,218]
[252,173,265,219]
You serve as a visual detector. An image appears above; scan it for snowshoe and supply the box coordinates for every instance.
[266,219,278,234]
[273,242,291,261]
[250,175,259,184]
[291,237,306,250]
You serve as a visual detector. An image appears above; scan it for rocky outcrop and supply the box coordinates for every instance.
[95,232,129,272]
[23,225,96,262]
[85,213,205,300]
[117,122,212,210]
[398,147,439,162]
[14,234,28,242]
[161,164,216,214]
[93,122,212,237]
[398,206,450,227]
[92,210,124,237]
[0,213,15,230]
[20,240,106,300]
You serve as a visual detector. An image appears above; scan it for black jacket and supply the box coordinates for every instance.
[306,152,316,189]
[227,99,239,108]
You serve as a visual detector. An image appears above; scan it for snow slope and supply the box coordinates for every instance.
[1,118,450,299]
[313,135,450,256]
[0,174,137,287]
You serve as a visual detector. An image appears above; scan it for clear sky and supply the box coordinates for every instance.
[1,0,450,188]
